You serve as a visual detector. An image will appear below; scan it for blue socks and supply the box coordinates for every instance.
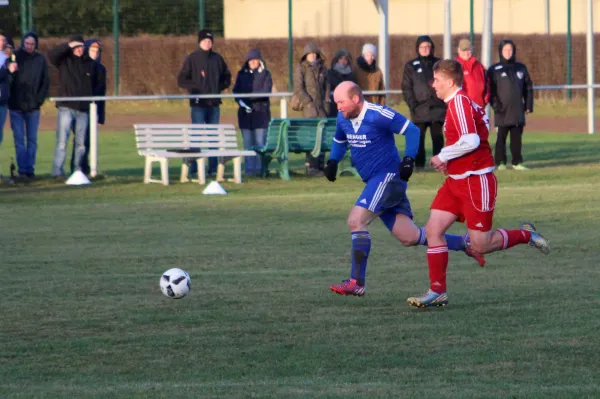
[351,231,371,286]
[418,227,466,252]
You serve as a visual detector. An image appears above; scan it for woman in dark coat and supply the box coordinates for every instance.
[327,49,355,117]
[232,49,273,176]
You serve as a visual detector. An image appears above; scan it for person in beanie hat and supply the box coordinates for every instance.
[177,29,232,176]
[8,31,49,179]
[48,34,101,178]
[232,48,273,176]
[402,35,446,170]
[355,43,385,105]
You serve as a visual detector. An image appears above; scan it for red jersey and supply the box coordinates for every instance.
[443,89,495,179]
[456,56,488,107]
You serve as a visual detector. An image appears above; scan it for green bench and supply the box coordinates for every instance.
[320,118,359,178]
[257,117,357,180]
[250,118,289,180]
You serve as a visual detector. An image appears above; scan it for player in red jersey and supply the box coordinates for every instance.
[407,59,550,308]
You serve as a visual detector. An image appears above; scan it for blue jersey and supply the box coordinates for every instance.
[333,102,418,181]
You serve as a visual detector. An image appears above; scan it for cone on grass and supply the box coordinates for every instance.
[202,181,227,195]
[66,171,91,186]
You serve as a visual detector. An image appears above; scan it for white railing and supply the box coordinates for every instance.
[49,85,596,178]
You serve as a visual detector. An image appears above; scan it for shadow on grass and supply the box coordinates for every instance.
[519,138,600,168]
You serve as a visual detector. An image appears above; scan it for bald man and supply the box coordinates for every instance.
[327,82,484,297]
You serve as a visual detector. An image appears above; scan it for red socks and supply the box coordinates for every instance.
[496,229,531,250]
[427,245,448,293]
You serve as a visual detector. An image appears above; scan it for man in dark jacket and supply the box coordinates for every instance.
[8,32,50,179]
[70,39,106,175]
[233,49,272,176]
[402,35,446,170]
[488,40,533,170]
[177,29,231,176]
[327,49,355,117]
[48,35,100,178]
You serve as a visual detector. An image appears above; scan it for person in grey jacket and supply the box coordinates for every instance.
[293,43,328,175]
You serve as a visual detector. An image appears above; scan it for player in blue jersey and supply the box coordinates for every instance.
[326,82,484,296]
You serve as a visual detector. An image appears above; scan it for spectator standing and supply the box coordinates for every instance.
[48,35,100,179]
[232,49,272,176]
[355,43,385,105]
[177,29,231,176]
[292,42,328,175]
[8,32,50,179]
[2,33,14,58]
[327,49,355,117]
[70,39,106,175]
[1,33,15,154]
[488,40,533,171]
[402,35,446,170]
[456,38,487,108]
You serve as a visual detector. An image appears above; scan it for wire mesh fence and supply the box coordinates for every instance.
[0,0,224,37]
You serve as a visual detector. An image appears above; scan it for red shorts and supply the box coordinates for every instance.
[430,172,498,231]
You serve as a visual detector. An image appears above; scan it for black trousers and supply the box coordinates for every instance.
[415,122,444,168]
[495,126,524,166]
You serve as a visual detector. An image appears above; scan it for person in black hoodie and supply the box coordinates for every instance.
[232,49,273,176]
[48,35,100,178]
[177,29,232,176]
[487,40,533,171]
[327,49,356,117]
[8,32,50,179]
[70,39,106,175]
[1,32,18,159]
[402,35,446,170]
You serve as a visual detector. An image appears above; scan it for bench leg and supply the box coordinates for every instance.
[196,158,206,185]
[233,157,242,184]
[180,161,190,183]
[159,158,169,185]
[144,157,152,184]
[216,157,226,182]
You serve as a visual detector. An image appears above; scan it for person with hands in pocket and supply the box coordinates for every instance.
[324,81,484,298]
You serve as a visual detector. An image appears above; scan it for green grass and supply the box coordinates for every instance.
[1,132,600,398]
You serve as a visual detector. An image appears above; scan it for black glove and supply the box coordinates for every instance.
[324,160,338,182]
[399,156,415,182]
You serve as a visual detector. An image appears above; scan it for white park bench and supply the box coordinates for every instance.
[134,124,256,185]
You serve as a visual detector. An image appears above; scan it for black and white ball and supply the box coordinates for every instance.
[160,268,191,299]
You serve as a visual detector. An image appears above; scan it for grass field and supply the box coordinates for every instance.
[1,132,600,398]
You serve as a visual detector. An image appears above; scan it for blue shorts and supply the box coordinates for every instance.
[355,171,413,231]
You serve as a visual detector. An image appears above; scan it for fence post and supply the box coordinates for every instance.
[288,0,293,93]
[113,0,120,95]
[20,0,27,35]
[566,0,572,101]
[280,98,288,119]
[89,102,98,178]
[586,0,595,134]
[198,0,205,30]
[469,0,474,46]
[27,0,33,31]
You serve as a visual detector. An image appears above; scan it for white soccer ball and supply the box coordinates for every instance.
[160,268,191,299]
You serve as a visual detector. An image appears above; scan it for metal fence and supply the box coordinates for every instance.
[50,85,597,179]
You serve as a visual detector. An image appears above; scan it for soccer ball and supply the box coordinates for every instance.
[160,268,191,299]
